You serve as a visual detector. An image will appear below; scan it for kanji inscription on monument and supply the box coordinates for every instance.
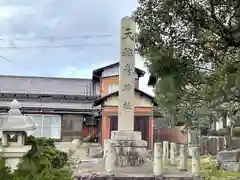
[123,64,132,76]
[123,84,132,91]
[123,101,132,111]
[121,48,134,57]
[122,27,134,41]
[118,17,136,131]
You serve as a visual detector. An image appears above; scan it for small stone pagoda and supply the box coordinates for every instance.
[0,99,37,171]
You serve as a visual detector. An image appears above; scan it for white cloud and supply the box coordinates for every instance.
[0,5,32,18]
[0,6,16,18]
[0,0,156,96]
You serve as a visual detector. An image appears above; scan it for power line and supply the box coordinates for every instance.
[0,56,12,62]
[0,43,115,50]
[0,34,115,41]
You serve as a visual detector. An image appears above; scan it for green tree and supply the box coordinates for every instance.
[133,0,240,134]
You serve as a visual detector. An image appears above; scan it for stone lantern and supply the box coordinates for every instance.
[0,99,37,171]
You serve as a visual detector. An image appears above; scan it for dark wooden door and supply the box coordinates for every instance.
[108,116,149,146]
[134,116,149,145]
[61,115,83,141]
[109,116,118,137]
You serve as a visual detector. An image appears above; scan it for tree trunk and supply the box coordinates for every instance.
[222,111,227,128]
[211,116,216,130]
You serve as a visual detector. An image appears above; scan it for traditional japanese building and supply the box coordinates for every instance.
[0,75,99,141]
[92,62,156,149]
[0,62,156,146]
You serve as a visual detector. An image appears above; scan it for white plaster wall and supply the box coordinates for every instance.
[104,92,153,107]
[102,66,119,77]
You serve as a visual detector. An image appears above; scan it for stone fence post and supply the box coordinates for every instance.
[163,141,169,165]
[191,146,200,176]
[170,142,177,165]
[189,129,201,176]
[153,142,163,176]
[179,144,188,171]
[104,140,116,175]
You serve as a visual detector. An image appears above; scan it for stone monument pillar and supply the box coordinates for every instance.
[118,16,135,132]
[104,17,148,169]
[0,99,37,171]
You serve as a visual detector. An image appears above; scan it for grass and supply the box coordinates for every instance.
[163,156,240,179]
[198,157,240,180]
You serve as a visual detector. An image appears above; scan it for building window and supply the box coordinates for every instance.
[26,114,61,139]
[108,84,118,94]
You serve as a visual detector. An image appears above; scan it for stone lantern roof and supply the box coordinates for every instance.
[0,99,37,132]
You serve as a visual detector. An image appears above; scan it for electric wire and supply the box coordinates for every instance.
[0,34,117,62]
[0,43,115,49]
[0,34,115,41]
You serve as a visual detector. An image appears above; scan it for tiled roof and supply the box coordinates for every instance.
[0,100,99,110]
[0,75,95,96]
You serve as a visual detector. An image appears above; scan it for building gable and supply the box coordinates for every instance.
[104,91,153,107]
[93,88,156,107]
[92,62,145,80]
[102,65,138,79]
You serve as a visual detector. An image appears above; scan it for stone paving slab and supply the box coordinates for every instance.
[74,160,199,179]
[75,176,202,180]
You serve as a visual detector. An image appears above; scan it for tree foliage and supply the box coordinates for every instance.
[133,0,240,129]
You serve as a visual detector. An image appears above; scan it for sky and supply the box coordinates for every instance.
[0,0,154,95]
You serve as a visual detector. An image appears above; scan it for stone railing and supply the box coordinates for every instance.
[153,141,200,177]
[104,141,201,177]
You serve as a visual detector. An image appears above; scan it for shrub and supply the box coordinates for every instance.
[233,127,240,137]
[174,121,185,126]
[200,127,209,136]
[0,136,73,180]
[200,157,240,179]
[0,159,13,180]
[217,128,228,136]
[207,129,218,136]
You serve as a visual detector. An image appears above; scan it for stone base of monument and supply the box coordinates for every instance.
[104,131,148,167]
[0,145,32,171]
